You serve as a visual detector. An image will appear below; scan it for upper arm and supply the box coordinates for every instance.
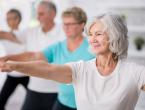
[49,61,85,84]
[48,64,73,83]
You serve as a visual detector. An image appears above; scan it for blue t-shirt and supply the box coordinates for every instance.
[43,38,94,108]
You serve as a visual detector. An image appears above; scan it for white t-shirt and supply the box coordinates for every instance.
[16,24,65,93]
[0,43,6,56]
[0,30,27,77]
[68,58,145,110]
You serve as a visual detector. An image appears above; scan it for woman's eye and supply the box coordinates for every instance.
[95,33,101,36]
[89,33,93,36]
[89,32,103,37]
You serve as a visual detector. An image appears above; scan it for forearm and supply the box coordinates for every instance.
[0,31,11,40]
[10,61,52,79]
[0,31,20,43]
[0,31,10,39]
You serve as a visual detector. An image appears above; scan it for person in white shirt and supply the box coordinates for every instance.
[0,1,65,110]
[0,9,29,110]
[0,7,94,110]
[1,13,145,110]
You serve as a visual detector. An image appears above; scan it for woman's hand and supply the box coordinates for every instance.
[0,61,14,72]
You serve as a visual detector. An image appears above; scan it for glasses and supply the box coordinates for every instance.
[63,22,80,27]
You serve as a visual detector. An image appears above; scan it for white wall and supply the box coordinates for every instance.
[0,0,32,30]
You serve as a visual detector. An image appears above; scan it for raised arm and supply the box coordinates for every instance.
[0,31,20,43]
[0,60,73,83]
[0,52,47,62]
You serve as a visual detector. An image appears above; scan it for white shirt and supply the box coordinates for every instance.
[68,59,145,110]
[0,29,27,77]
[0,43,6,57]
[16,24,65,93]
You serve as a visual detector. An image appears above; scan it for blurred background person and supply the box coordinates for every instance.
[51,7,95,110]
[0,1,65,110]
[6,9,21,31]
[0,6,94,110]
[0,9,29,110]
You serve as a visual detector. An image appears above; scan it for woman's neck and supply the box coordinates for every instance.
[96,53,118,76]
[67,35,84,52]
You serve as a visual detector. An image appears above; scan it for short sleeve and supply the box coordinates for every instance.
[133,63,145,89]
[66,60,84,84]
[42,43,58,63]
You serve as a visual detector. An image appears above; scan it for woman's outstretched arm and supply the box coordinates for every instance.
[0,60,73,83]
[0,31,20,43]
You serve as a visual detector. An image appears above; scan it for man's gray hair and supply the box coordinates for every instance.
[86,12,129,59]
[39,1,57,13]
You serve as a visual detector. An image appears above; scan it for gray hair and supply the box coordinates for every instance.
[39,1,57,13]
[86,12,129,59]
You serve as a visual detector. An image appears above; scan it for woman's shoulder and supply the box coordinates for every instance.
[121,59,143,67]
[120,59,145,72]
[67,58,95,66]
[74,58,96,68]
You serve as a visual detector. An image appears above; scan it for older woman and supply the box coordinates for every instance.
[1,13,145,110]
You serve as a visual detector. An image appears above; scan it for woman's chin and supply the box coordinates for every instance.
[93,50,104,55]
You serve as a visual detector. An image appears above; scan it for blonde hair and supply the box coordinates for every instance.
[62,7,87,24]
